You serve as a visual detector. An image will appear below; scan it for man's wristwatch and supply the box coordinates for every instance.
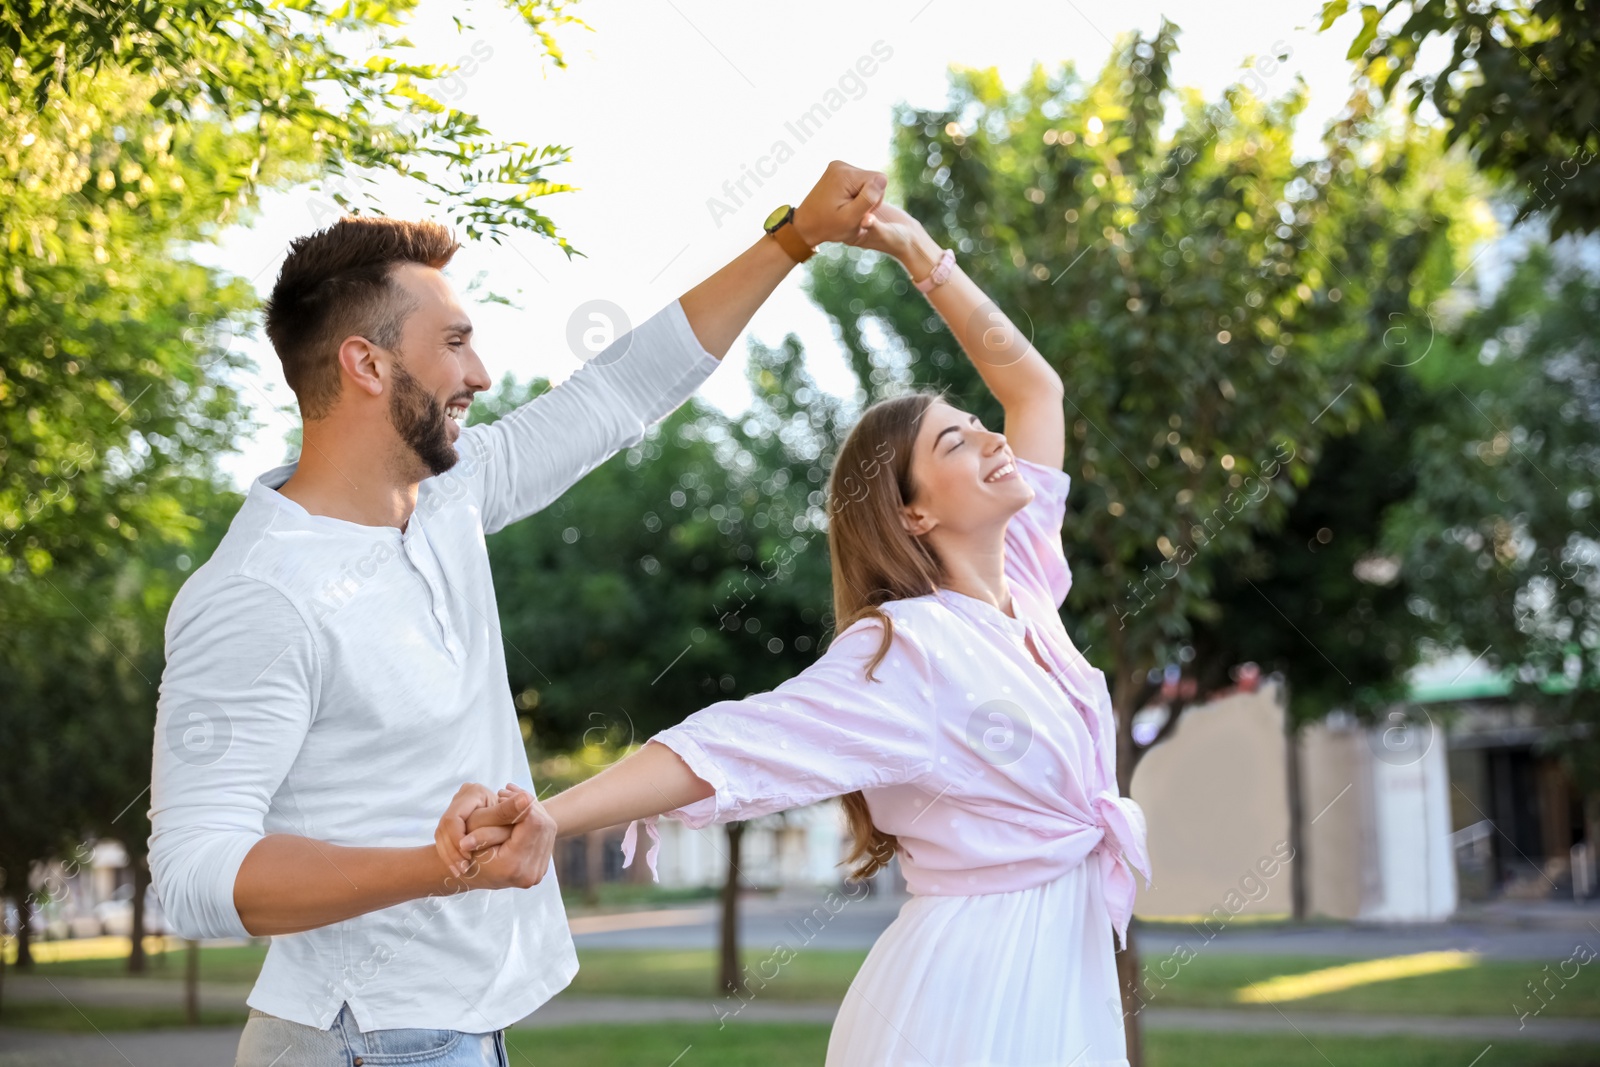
[763,204,815,264]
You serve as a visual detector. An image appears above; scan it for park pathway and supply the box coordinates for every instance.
[5,900,1598,1065]
[3,997,1598,1066]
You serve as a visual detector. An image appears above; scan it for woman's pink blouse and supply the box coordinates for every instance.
[625,457,1151,945]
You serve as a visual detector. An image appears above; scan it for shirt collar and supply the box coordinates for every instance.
[933,586,1029,636]
[250,461,405,540]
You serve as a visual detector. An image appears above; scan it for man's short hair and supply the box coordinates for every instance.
[263,217,460,419]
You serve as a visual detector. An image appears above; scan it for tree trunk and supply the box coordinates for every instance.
[718,822,745,994]
[184,938,200,1025]
[1111,680,1145,1067]
[583,830,603,908]
[128,855,150,975]
[13,895,32,970]
[1116,929,1143,1067]
[1281,679,1307,921]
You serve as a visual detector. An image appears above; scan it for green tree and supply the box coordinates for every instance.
[0,581,90,979]
[1383,245,1600,818]
[804,25,1490,1062]
[1,0,582,241]
[0,472,237,1015]
[2,1,580,579]
[0,61,265,577]
[0,57,287,987]
[1320,0,1600,237]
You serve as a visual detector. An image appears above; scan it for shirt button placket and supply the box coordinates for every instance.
[405,529,458,656]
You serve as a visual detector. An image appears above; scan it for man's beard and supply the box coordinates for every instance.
[389,357,459,478]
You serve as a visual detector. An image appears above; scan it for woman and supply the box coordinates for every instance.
[462,202,1149,1066]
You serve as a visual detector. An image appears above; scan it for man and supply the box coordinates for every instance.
[149,161,885,1066]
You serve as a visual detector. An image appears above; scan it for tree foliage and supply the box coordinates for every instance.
[1321,0,1600,237]
[1384,246,1600,789]
[2,0,584,241]
[1,0,581,577]
[0,475,237,969]
[0,63,266,576]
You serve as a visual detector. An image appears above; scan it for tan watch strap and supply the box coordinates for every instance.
[771,217,816,264]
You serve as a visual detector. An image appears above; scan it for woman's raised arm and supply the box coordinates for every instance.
[855,203,1066,469]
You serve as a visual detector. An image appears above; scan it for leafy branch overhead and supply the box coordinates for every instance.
[0,0,584,577]
[1,0,587,244]
[1320,0,1600,238]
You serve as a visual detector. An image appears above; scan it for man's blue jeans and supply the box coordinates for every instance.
[235,1004,508,1066]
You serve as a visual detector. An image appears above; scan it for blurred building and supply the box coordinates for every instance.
[1128,655,1596,923]
[10,840,165,944]
[1417,662,1596,903]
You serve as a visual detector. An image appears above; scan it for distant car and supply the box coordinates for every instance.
[93,883,167,937]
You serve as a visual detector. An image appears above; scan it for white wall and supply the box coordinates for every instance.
[1360,713,1458,921]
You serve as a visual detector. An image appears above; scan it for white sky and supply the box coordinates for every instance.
[195,0,1379,488]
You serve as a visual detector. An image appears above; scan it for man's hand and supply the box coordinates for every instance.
[678,161,886,360]
[792,161,888,247]
[433,782,554,890]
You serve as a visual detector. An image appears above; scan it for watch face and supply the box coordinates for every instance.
[763,204,793,233]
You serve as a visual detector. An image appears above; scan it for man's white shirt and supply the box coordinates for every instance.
[149,300,719,1032]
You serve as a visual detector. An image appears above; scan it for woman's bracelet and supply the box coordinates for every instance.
[913,247,956,293]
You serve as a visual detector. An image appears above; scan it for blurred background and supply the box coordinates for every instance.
[2,1,1599,1064]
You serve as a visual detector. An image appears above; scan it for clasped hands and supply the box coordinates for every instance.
[767,159,936,272]
[432,782,553,890]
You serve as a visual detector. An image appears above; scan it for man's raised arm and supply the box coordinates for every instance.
[455,162,886,536]
[677,160,886,357]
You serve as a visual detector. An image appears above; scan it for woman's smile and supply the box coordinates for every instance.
[983,459,1018,483]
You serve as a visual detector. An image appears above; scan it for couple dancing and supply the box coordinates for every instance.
[149,161,1149,1067]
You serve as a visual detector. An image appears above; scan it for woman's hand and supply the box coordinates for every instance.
[848,201,943,283]
[449,784,529,865]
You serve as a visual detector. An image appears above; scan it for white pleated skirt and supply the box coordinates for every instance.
[826,852,1128,1067]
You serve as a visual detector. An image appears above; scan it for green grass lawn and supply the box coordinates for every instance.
[504,1026,1600,1067]
[567,947,1600,1019]
[6,942,270,984]
[0,1002,247,1030]
[1144,951,1600,1019]
[1142,1032,1600,1067]
[0,1009,1596,1067]
[11,941,1600,1023]
[566,949,866,1002]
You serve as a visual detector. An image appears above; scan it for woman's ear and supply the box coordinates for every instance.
[900,504,936,537]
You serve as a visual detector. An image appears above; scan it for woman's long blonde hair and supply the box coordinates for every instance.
[825,392,945,881]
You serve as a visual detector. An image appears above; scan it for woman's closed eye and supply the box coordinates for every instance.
[945,416,982,453]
